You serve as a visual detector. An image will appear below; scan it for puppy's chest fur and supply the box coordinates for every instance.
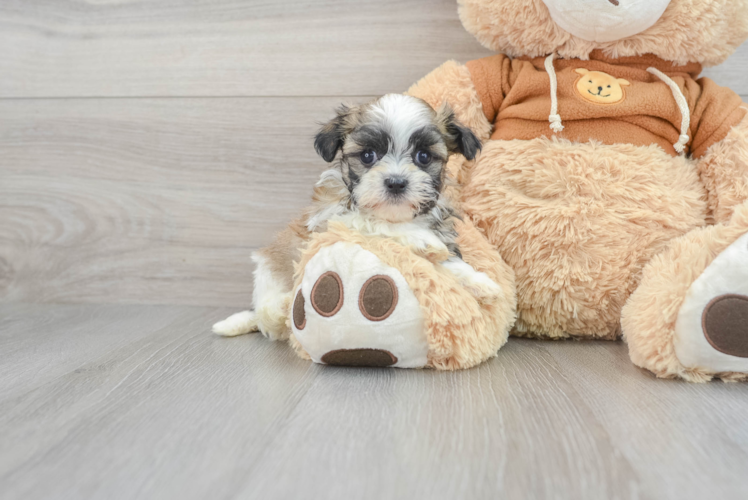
[328,213,453,255]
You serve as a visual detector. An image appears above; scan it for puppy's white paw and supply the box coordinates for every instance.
[441,257,503,300]
[462,271,503,300]
[212,310,259,337]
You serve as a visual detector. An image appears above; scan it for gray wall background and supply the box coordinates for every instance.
[2,0,747,307]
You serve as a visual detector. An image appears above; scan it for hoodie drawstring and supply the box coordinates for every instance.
[647,67,691,154]
[544,53,564,133]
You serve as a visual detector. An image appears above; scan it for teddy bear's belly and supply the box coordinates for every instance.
[461,137,708,339]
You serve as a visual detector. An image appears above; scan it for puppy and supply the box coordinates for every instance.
[213,94,501,339]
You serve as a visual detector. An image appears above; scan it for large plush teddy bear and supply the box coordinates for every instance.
[283,0,748,382]
[402,0,748,382]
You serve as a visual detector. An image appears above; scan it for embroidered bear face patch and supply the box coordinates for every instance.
[575,68,630,105]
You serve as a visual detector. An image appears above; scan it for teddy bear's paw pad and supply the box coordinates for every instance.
[321,348,397,367]
[359,276,398,321]
[311,271,344,317]
[675,232,748,373]
[292,242,427,368]
[293,289,306,330]
[702,295,748,358]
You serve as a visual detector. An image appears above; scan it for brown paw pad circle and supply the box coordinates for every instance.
[359,275,398,321]
[321,348,398,367]
[702,294,748,358]
[293,289,306,330]
[311,271,344,317]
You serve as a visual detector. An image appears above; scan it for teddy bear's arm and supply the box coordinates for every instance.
[696,111,748,223]
[406,60,493,142]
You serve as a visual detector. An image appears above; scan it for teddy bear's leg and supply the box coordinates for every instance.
[695,112,748,225]
[292,241,429,368]
[622,201,748,382]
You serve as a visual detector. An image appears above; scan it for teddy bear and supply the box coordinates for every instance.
[398,0,748,381]
[285,0,748,381]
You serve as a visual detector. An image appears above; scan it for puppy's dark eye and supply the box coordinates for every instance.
[415,150,432,167]
[360,150,377,167]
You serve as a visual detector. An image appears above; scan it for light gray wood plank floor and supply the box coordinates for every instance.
[1,303,747,500]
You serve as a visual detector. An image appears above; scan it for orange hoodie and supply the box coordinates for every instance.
[466,50,746,158]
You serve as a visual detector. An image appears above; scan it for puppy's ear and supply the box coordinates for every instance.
[437,103,482,161]
[314,105,350,163]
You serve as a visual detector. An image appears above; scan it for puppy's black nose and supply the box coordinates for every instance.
[598,86,603,92]
[384,177,408,195]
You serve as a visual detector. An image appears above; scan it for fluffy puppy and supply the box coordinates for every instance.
[213,94,501,339]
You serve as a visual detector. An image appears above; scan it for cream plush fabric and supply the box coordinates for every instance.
[542,0,671,43]
[292,242,429,368]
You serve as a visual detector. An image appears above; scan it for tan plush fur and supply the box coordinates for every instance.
[460,137,707,339]
[622,201,748,382]
[459,0,748,67]
[290,220,516,370]
[697,113,748,224]
[406,61,493,142]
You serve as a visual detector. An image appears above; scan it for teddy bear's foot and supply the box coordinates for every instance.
[674,231,748,374]
[291,242,428,368]
[623,214,748,381]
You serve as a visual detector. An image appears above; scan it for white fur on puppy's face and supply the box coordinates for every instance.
[341,95,449,223]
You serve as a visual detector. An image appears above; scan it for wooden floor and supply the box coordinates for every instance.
[1,303,748,500]
[2,0,748,498]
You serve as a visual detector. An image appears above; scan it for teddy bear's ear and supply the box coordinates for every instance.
[617,78,631,87]
[575,68,590,76]
[314,105,351,163]
[437,103,482,161]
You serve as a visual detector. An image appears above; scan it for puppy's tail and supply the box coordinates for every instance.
[212,310,259,337]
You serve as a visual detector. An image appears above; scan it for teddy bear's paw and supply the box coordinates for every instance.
[292,242,428,368]
[674,231,748,373]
